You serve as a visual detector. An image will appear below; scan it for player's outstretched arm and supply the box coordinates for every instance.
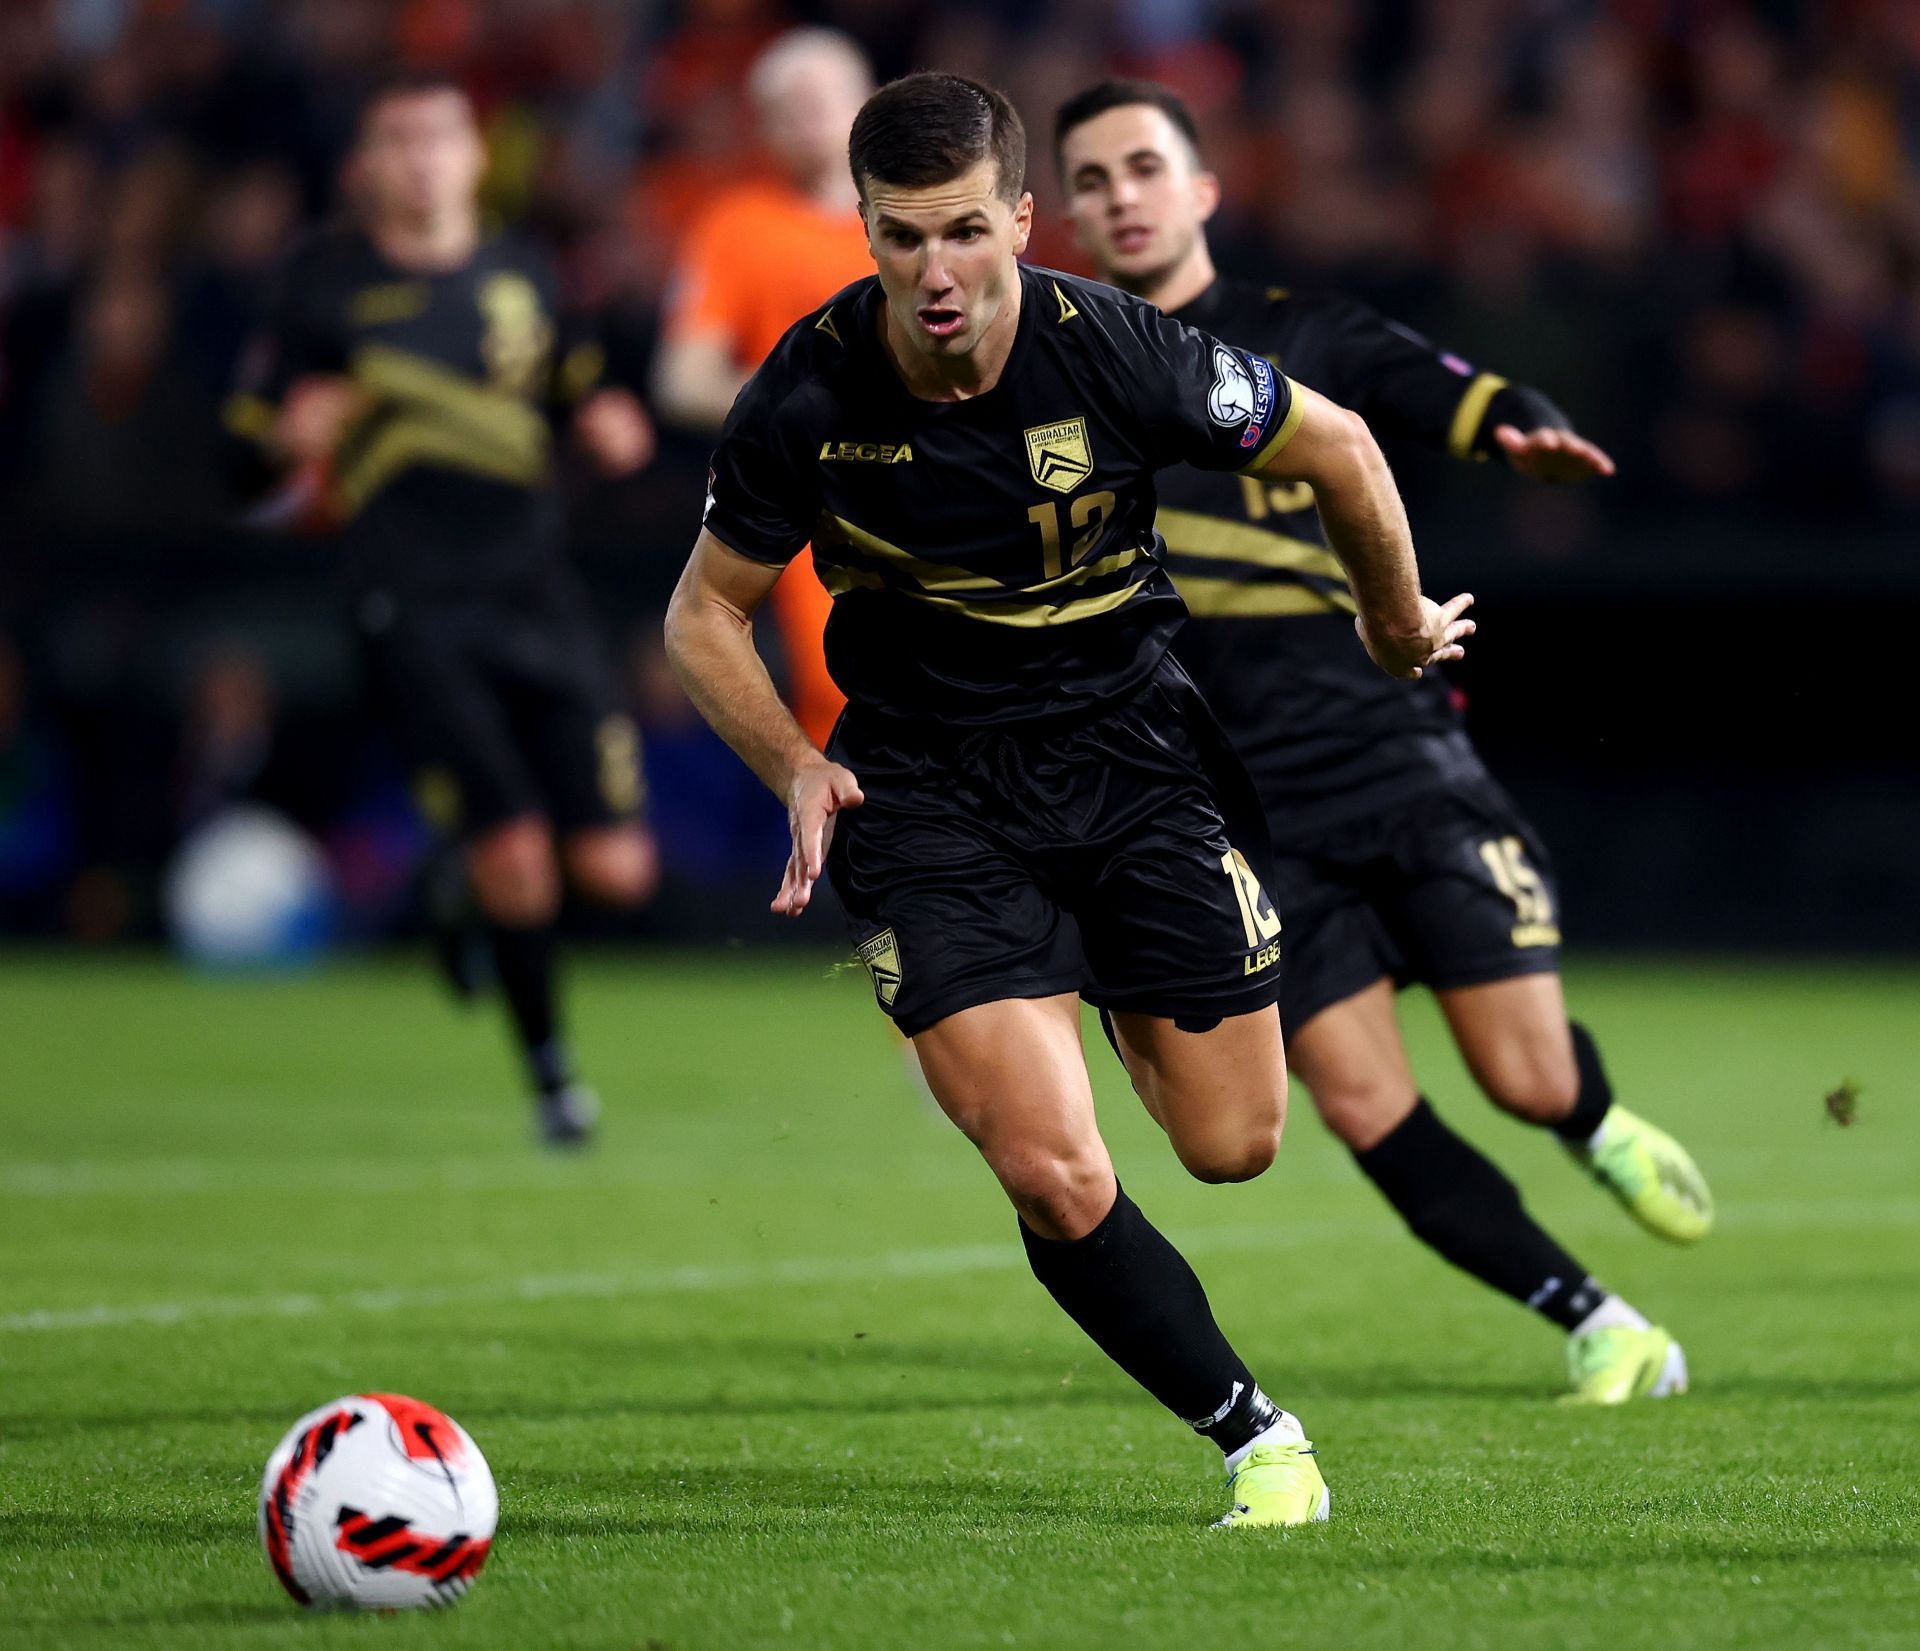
[664,530,864,916]
[1257,379,1474,680]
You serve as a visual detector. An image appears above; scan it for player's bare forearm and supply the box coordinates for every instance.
[1259,382,1474,679]
[666,531,864,917]
[663,531,819,797]
[1260,389,1421,633]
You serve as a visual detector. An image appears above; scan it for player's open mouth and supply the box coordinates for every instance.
[917,306,965,337]
[1113,224,1154,254]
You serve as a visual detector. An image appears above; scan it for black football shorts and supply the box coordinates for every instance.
[355,575,642,840]
[1266,768,1562,1031]
[826,655,1285,1037]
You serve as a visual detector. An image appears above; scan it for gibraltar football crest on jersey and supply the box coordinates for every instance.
[1024,417,1094,494]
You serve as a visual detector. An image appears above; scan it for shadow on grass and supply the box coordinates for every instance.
[0,1509,250,1547]
[4,1331,1630,1442]
[53,1602,290,1631]
[496,1461,1203,1539]
[1342,1537,1920,1576]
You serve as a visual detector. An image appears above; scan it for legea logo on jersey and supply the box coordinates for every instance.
[1024,417,1093,493]
[818,440,914,464]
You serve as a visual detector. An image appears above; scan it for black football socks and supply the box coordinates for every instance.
[1352,1098,1606,1331]
[1020,1184,1289,1457]
[1549,1021,1614,1144]
[487,921,574,1097]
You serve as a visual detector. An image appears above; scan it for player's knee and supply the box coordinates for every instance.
[469,821,559,926]
[563,827,658,908]
[1178,1123,1281,1184]
[1477,1042,1579,1123]
[998,1149,1113,1239]
[1170,1093,1284,1183]
[1312,1081,1419,1153]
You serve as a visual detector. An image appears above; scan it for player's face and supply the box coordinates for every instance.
[1060,105,1218,291]
[862,158,1034,360]
[354,90,485,225]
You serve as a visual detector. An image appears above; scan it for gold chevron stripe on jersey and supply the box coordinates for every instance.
[816,513,1001,592]
[334,343,553,509]
[1175,575,1358,618]
[813,513,1150,628]
[1157,511,1350,582]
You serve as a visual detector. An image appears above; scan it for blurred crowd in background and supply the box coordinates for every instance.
[3,0,1918,948]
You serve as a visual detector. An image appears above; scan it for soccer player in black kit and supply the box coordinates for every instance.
[666,73,1476,1527]
[231,75,658,1145]
[1056,80,1715,1404]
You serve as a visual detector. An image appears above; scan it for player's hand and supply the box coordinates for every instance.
[1356,592,1475,680]
[1493,424,1615,483]
[277,377,368,465]
[773,757,865,917]
[573,388,656,477]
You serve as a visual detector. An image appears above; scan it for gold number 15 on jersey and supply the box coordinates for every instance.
[1027,491,1115,580]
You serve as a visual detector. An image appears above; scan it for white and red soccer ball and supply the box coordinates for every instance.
[258,1393,497,1610]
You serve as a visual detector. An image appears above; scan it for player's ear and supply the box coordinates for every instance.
[1195,169,1221,225]
[1011,190,1034,256]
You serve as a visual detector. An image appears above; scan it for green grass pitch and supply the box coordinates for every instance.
[1,951,1916,1650]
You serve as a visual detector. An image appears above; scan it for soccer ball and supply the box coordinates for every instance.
[165,805,335,968]
[258,1393,497,1610]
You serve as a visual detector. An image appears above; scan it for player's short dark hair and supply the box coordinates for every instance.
[356,68,471,136]
[1052,79,1204,172]
[848,73,1026,206]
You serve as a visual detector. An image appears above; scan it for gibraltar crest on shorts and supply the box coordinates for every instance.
[856,928,902,1008]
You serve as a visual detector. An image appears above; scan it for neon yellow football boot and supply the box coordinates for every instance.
[1561,1323,1689,1405]
[1212,1438,1331,1529]
[1568,1105,1714,1244]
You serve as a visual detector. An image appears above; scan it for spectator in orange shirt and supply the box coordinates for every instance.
[653,29,873,750]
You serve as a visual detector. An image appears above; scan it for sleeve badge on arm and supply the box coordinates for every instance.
[1207,345,1277,448]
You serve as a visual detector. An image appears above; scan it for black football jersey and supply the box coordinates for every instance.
[231,226,606,601]
[702,264,1302,727]
[1160,278,1515,838]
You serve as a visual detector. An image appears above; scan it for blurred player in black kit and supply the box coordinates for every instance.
[1057,79,1714,1404]
[230,74,658,1146]
[667,73,1476,1526]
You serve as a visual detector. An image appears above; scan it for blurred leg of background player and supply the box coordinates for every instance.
[913,994,1328,1528]
[375,594,658,1148]
[1289,979,1691,1404]
[463,812,656,1144]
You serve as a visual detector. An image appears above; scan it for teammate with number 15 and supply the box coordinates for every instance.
[666,73,1474,1527]
[1057,80,1714,1405]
